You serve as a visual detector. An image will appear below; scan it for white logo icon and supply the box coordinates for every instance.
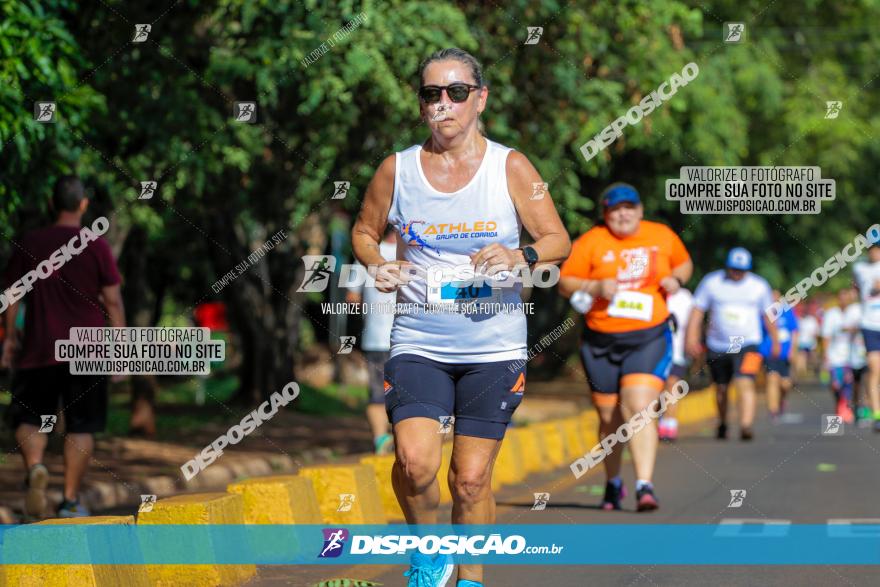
[524,27,543,45]
[824,101,842,119]
[132,24,151,42]
[234,102,257,123]
[138,494,157,513]
[602,250,615,263]
[139,181,157,200]
[438,415,455,434]
[531,492,550,510]
[431,105,451,122]
[38,415,57,433]
[822,414,844,435]
[530,182,548,201]
[727,335,744,353]
[297,255,336,292]
[724,23,745,43]
[34,102,56,123]
[332,181,350,200]
[728,489,747,508]
[337,493,356,512]
[338,336,356,355]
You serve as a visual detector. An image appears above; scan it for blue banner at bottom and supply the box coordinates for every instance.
[1,524,879,565]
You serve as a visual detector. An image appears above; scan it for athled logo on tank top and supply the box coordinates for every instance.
[399,219,498,249]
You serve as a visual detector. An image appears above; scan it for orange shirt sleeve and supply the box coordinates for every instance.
[560,231,595,279]
[666,227,690,268]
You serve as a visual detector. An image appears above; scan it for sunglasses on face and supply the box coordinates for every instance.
[418,83,481,104]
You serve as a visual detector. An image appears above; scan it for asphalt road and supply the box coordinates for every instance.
[256,381,880,586]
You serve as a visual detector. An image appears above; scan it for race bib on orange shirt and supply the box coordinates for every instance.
[607,291,653,321]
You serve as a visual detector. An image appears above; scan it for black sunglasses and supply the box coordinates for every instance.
[418,83,481,104]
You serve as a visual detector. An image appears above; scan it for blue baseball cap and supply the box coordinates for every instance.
[601,183,641,209]
[726,247,752,271]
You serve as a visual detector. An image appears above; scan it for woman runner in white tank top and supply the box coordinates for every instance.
[352,48,570,587]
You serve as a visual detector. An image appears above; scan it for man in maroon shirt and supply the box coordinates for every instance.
[1,176,125,519]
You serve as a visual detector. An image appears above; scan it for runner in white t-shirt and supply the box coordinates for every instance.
[686,248,779,441]
[347,227,398,454]
[822,289,856,423]
[853,242,880,432]
[659,287,693,441]
[794,311,820,380]
[844,300,871,424]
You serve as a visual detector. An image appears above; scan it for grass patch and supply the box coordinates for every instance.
[100,375,368,441]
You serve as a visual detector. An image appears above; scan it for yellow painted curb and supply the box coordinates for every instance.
[299,464,387,524]
[1,516,149,587]
[137,492,255,587]
[359,455,406,522]
[559,417,587,461]
[533,421,568,468]
[495,428,527,486]
[578,410,600,452]
[676,387,719,424]
[227,475,321,524]
[507,427,551,474]
[439,441,453,504]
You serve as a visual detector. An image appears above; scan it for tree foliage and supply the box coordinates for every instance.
[2,0,878,387]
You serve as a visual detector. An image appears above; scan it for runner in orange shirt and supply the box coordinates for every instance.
[559,183,692,511]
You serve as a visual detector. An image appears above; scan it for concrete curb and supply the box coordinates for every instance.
[137,492,256,586]
[359,454,405,522]
[1,515,150,587]
[227,475,322,525]
[299,464,386,524]
[4,388,720,586]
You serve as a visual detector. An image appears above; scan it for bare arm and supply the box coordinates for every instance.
[686,306,705,357]
[1,300,20,369]
[762,312,780,358]
[671,260,693,285]
[559,275,616,299]
[658,259,694,295]
[351,155,396,268]
[471,151,571,272]
[351,155,411,293]
[101,284,126,328]
[505,151,571,265]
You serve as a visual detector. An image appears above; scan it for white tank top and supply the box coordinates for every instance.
[387,138,527,363]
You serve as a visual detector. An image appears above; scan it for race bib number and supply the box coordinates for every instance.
[720,304,752,330]
[607,291,653,321]
[427,281,501,306]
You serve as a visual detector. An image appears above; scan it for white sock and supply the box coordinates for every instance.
[636,479,652,491]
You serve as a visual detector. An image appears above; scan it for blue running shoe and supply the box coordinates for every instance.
[457,580,484,587]
[57,499,91,518]
[403,552,454,587]
[374,433,394,455]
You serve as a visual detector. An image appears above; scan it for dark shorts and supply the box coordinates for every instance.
[765,357,791,378]
[383,353,525,440]
[7,364,108,434]
[669,363,688,380]
[707,345,762,385]
[364,351,391,404]
[853,366,867,384]
[862,328,880,353]
[579,321,673,398]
